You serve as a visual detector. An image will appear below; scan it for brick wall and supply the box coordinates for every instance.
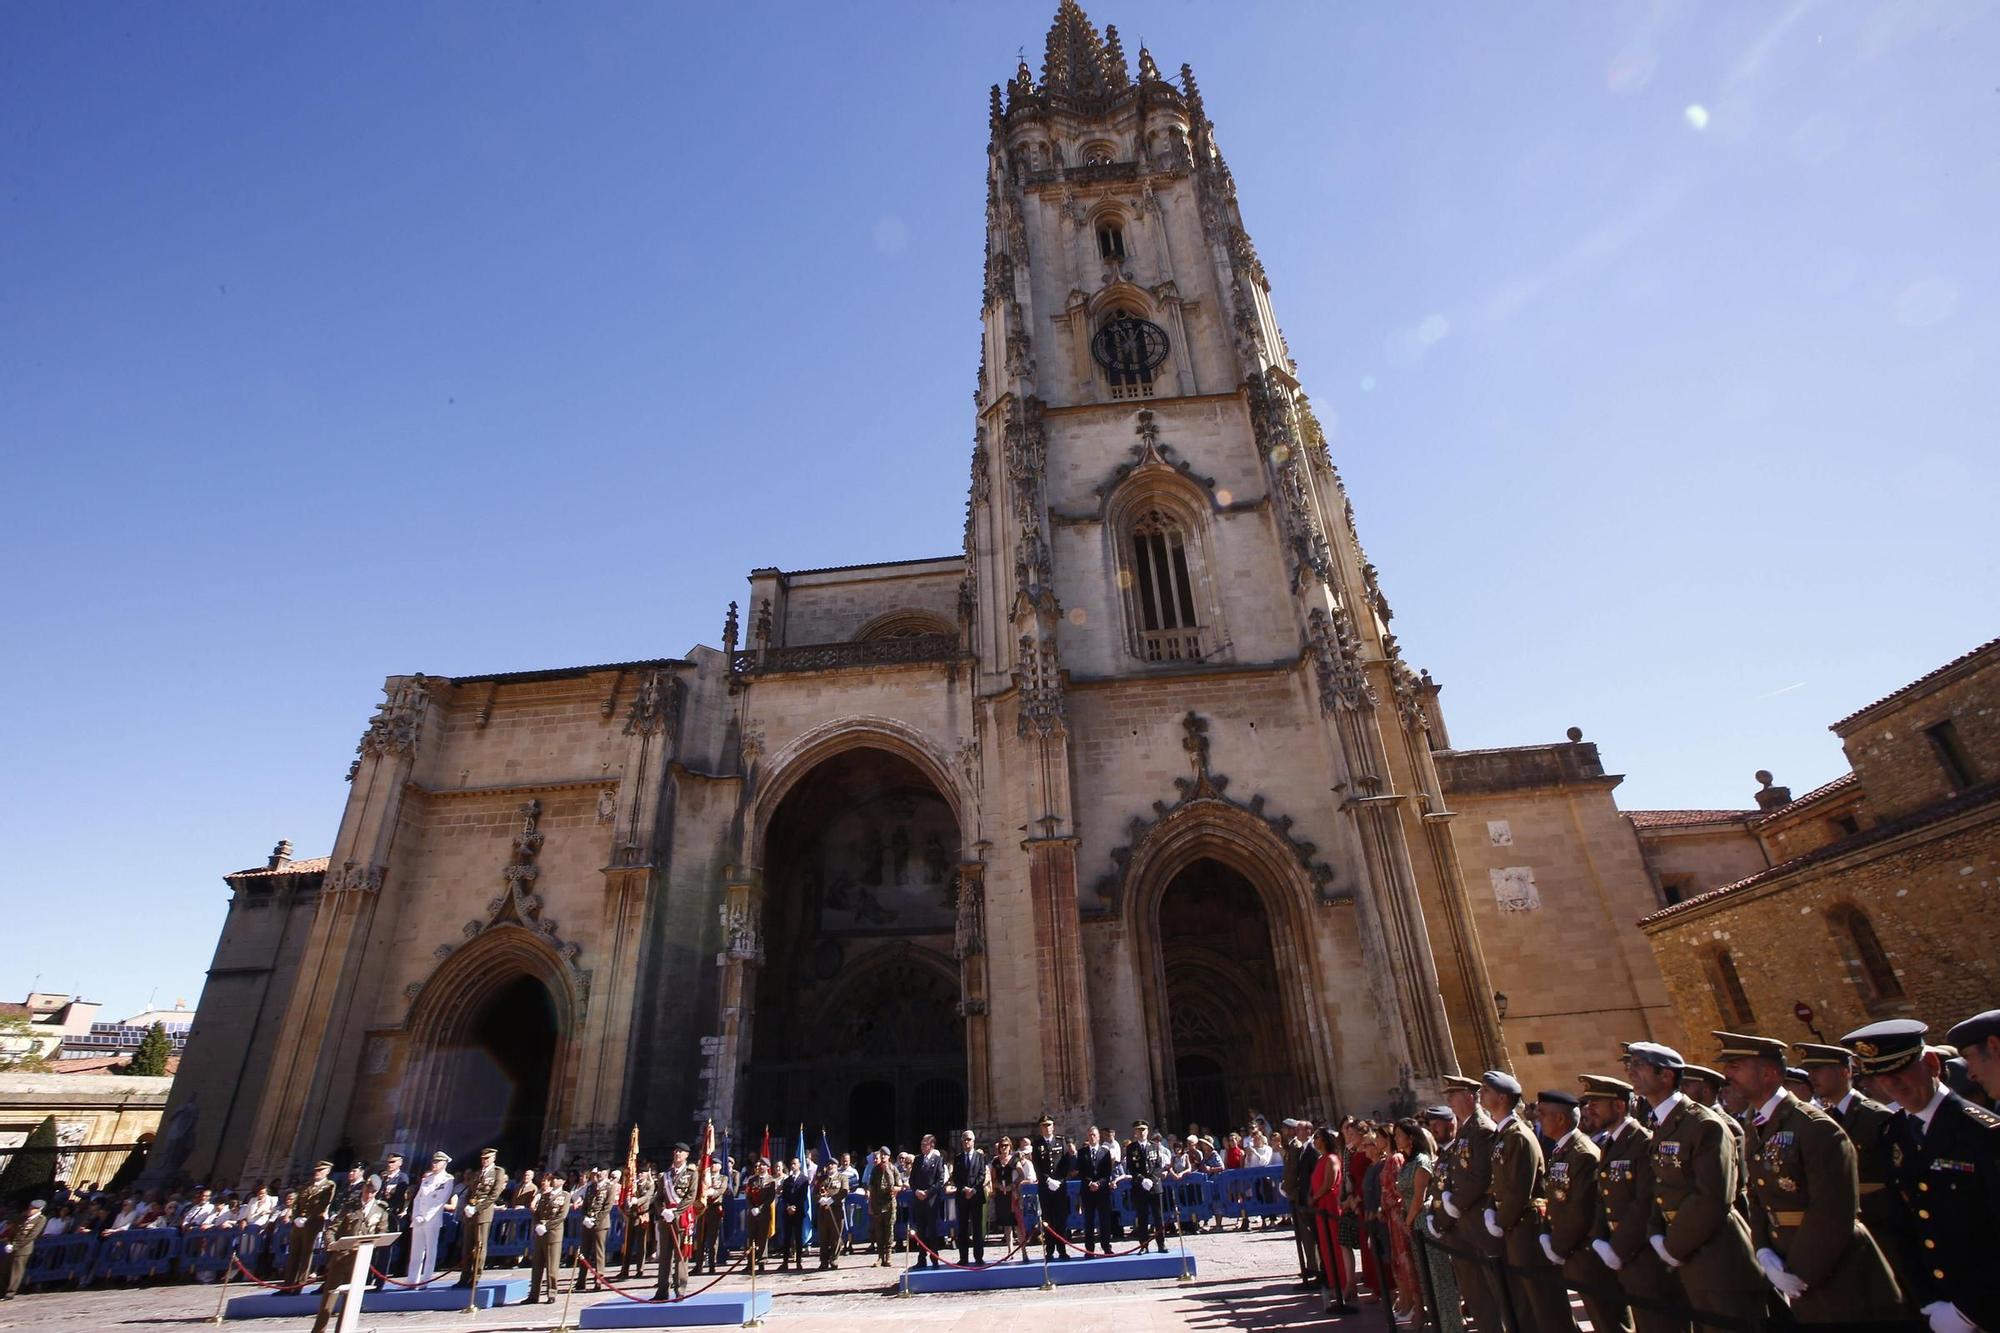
[1837,644,1999,823]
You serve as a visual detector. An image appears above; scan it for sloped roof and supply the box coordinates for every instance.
[1831,637,2000,732]
[1625,809,1756,830]
[226,856,330,879]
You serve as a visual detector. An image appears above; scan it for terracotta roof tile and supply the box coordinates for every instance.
[1830,636,2000,732]
[227,856,330,879]
[1624,809,1756,829]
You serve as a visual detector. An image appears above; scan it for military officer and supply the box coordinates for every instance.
[1532,1089,1594,1333]
[1844,1018,2000,1333]
[404,1151,456,1286]
[372,1153,410,1289]
[1475,1070,1562,1333]
[814,1163,846,1270]
[1582,1074,1681,1333]
[574,1165,613,1290]
[653,1143,697,1299]
[309,1175,388,1333]
[0,1199,48,1301]
[527,1169,570,1305]
[742,1159,778,1276]
[1124,1121,1168,1254]
[1945,1009,2000,1106]
[1028,1114,1075,1260]
[866,1147,901,1265]
[620,1164,653,1280]
[1680,1062,1750,1218]
[1432,1073,1505,1333]
[1077,1124,1117,1255]
[906,1134,945,1268]
[1622,1039,1767,1329]
[1796,1040,1909,1302]
[947,1128,990,1264]
[457,1147,506,1301]
[284,1161,339,1290]
[692,1151,727,1275]
[1714,1030,1903,1322]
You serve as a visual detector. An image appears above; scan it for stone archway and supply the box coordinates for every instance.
[400,927,578,1167]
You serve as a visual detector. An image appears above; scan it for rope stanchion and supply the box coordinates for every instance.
[227,1253,309,1292]
[1035,1218,1150,1260]
[368,1263,458,1289]
[904,1230,1031,1271]
[574,1250,745,1304]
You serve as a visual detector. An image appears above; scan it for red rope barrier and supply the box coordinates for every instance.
[367,1263,458,1289]
[574,1250,744,1304]
[228,1254,310,1291]
[906,1228,1031,1271]
[1038,1218,1153,1259]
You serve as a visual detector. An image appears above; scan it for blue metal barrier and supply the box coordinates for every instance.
[93,1229,181,1282]
[486,1207,533,1262]
[24,1232,97,1288]
[180,1225,242,1278]
[1212,1165,1288,1219]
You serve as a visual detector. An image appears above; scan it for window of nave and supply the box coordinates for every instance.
[1111,494,1218,665]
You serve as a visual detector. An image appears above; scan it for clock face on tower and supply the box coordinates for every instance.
[1091,315,1171,377]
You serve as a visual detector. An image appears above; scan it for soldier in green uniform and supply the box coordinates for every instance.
[867,1148,901,1266]
[1532,1089,1594,1333]
[1581,1074,1681,1333]
[1680,1063,1750,1219]
[309,1175,388,1333]
[575,1166,612,1291]
[285,1161,339,1290]
[1434,1073,1505,1333]
[0,1199,48,1301]
[742,1160,778,1276]
[815,1162,846,1270]
[527,1170,569,1305]
[456,1147,506,1302]
[692,1154,727,1275]
[1622,1040,1767,1330]
[653,1144,697,1299]
[1796,1040,1910,1306]
[620,1165,653,1281]
[1476,1070,1563,1333]
[1844,1018,2000,1333]
[1714,1030,1902,1323]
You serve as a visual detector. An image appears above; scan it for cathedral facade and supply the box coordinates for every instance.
[166,5,1686,1186]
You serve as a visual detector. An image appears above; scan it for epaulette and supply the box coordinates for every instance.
[1962,1101,2000,1130]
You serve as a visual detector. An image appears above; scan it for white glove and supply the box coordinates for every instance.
[1649,1234,1681,1270]
[582,1217,595,1229]
[2,1244,12,1254]
[1483,1207,1503,1238]
[1441,1192,1461,1219]
[534,1223,547,1237]
[1756,1247,1808,1299]
[1923,1303,1978,1333]
[1539,1233,1561,1266]
[1591,1238,1622,1272]
[293,1218,306,1228]
[1424,1214,1440,1239]
[1140,1179,1153,1191]
[462,1204,474,1217]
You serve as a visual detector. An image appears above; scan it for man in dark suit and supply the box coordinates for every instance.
[947,1130,989,1264]
[370,1154,409,1289]
[1125,1121,1167,1255]
[1028,1114,1075,1260]
[1077,1125,1116,1255]
[906,1135,945,1269]
[776,1159,810,1271]
[1845,1018,2000,1333]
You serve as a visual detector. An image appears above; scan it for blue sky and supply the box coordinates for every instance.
[4,1,1994,1020]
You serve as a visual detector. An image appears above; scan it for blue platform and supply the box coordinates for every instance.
[224,1275,529,1318]
[901,1249,1196,1294]
[578,1291,775,1327]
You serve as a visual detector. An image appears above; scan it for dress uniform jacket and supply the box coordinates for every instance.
[1437,1111,1503,1333]
[1650,1096,1765,1322]
[1827,1090,1911,1301]
[0,1210,48,1299]
[308,1196,388,1333]
[286,1177,339,1287]
[527,1185,569,1302]
[1489,1114,1571,1333]
[461,1162,507,1290]
[1597,1116,1680,1333]
[1745,1091,1901,1322]
[1890,1087,2000,1329]
[1546,1131,1616,1333]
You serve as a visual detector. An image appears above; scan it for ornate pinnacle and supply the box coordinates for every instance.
[1042,0,1114,101]
[1103,24,1130,89]
[1137,44,1161,84]
[722,600,739,657]
[989,83,1003,127]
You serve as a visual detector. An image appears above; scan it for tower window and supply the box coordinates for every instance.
[1081,141,1115,166]
[1097,224,1126,260]
[1128,509,1202,662]
[1925,719,1978,791]
[1097,307,1162,401]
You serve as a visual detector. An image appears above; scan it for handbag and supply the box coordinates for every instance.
[1338,1211,1362,1248]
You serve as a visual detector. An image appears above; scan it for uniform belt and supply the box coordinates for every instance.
[1768,1210,1805,1227]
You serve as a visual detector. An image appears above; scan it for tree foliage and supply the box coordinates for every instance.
[128,1021,172,1077]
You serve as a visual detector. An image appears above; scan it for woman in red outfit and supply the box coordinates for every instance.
[1343,1120,1384,1302]
[1308,1128,1358,1314]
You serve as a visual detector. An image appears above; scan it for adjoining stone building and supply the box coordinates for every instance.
[164,3,1708,1187]
[1639,637,2000,1066]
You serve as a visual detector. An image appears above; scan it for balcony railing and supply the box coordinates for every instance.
[730,633,963,679]
[1139,629,1206,663]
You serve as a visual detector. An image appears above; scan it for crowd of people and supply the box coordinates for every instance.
[2,1007,1995,1332]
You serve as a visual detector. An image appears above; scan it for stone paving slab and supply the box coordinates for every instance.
[0,1226,1369,1332]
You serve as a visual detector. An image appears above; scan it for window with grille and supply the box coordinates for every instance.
[1129,510,1203,662]
[1101,307,1156,401]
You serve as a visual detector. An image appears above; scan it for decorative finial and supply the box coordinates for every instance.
[1103,24,1130,89]
[722,600,740,657]
[1755,769,1774,786]
[754,598,773,648]
[989,83,1003,126]
[1137,43,1161,83]
[1566,726,1584,743]
[268,839,293,871]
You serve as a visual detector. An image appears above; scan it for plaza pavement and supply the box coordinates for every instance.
[0,1227,1381,1331]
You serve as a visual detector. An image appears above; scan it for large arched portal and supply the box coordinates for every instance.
[1156,858,1300,1133]
[747,746,967,1150]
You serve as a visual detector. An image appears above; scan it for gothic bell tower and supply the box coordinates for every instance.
[965,2,1507,1123]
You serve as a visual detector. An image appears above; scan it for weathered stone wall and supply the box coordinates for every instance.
[1633,824,1769,903]
[774,562,965,647]
[0,1072,172,1192]
[1837,646,1999,822]
[1642,807,2000,1066]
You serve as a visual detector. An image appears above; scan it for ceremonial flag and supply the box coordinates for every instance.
[817,1128,835,1174]
[760,1125,770,1168]
[624,1123,639,1208]
[796,1124,813,1248]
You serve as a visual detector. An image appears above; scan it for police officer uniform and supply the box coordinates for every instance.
[1029,1116,1075,1259]
[527,1174,570,1304]
[457,1148,507,1298]
[1124,1122,1168,1253]
[285,1163,339,1290]
[1713,1031,1903,1323]
[1844,1018,2000,1333]
[1077,1133,1117,1254]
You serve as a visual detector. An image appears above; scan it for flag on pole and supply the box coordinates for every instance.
[817,1128,835,1173]
[795,1124,813,1247]
[760,1125,770,1168]
[624,1123,639,1209]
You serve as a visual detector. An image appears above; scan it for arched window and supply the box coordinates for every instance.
[1098,222,1126,260]
[1081,141,1116,166]
[1099,306,1159,401]
[1828,904,1903,1002]
[1126,508,1204,662]
[1706,948,1755,1027]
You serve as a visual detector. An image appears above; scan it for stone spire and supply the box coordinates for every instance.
[1102,24,1131,90]
[1041,0,1116,101]
[1136,43,1161,84]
